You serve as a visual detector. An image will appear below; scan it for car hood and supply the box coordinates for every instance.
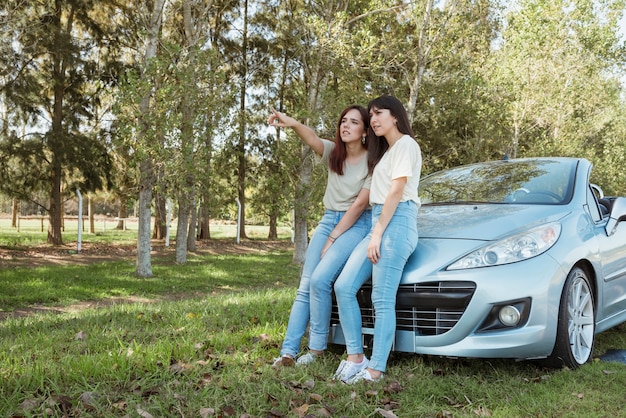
[417,204,569,240]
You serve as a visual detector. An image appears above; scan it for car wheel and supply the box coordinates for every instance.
[546,267,595,368]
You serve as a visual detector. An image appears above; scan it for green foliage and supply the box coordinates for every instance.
[1,0,626,241]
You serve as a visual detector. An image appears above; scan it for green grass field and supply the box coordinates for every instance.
[1,226,625,417]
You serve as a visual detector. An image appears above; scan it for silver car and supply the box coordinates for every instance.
[329,157,626,368]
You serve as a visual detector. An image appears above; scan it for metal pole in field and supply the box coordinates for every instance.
[236,198,241,244]
[76,189,83,253]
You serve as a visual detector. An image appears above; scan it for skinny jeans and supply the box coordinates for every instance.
[334,201,418,372]
[280,209,372,357]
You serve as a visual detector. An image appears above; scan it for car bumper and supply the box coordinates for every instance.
[329,254,567,360]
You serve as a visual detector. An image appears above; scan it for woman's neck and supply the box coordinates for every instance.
[385,131,404,147]
[346,141,366,157]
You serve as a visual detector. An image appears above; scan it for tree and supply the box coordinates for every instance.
[489,0,626,160]
[0,0,119,244]
[135,0,166,277]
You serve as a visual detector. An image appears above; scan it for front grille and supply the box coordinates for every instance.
[331,281,476,336]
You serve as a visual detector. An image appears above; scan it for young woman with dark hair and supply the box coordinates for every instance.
[268,106,372,366]
[333,95,422,383]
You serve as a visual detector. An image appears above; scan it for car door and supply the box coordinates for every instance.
[596,202,626,320]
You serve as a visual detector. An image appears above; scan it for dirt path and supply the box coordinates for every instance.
[0,240,293,268]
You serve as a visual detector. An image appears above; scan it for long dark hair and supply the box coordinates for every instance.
[328,105,369,175]
[367,95,414,174]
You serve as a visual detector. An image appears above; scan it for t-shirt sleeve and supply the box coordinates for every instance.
[390,137,419,180]
[316,139,334,165]
[361,173,372,190]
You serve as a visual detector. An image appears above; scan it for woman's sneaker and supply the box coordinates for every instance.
[332,357,369,381]
[295,352,317,366]
[343,368,384,384]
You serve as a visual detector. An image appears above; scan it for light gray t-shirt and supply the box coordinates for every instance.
[370,135,421,206]
[318,139,372,211]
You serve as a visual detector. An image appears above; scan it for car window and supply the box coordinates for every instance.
[587,184,604,221]
[419,159,577,205]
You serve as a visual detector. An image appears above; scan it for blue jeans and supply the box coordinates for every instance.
[334,201,418,372]
[280,209,372,357]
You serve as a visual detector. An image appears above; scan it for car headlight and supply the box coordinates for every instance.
[447,222,561,270]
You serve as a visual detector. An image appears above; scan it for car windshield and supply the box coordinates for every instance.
[419,159,577,205]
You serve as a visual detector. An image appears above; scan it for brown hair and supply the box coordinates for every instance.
[328,105,369,175]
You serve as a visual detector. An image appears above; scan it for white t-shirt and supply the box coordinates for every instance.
[369,135,421,205]
[319,139,372,211]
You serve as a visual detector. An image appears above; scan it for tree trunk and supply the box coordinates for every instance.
[152,191,166,238]
[117,196,128,230]
[88,196,95,234]
[11,198,18,228]
[136,159,154,277]
[236,0,249,241]
[175,198,190,263]
[293,143,313,264]
[47,157,63,245]
[47,0,67,245]
[135,0,165,277]
[198,198,211,239]
[187,193,197,251]
[268,213,278,240]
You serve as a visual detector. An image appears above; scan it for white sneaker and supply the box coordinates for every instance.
[332,357,369,381]
[343,368,383,384]
[296,352,316,366]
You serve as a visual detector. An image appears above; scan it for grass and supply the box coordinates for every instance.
[1,229,626,417]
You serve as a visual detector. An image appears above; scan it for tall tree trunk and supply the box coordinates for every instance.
[236,0,249,241]
[47,0,68,245]
[152,190,166,238]
[187,192,197,251]
[198,197,211,239]
[88,196,95,234]
[135,0,165,277]
[268,214,278,240]
[175,198,190,263]
[11,198,18,228]
[293,144,313,264]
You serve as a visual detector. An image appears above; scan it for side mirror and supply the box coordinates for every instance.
[605,197,626,236]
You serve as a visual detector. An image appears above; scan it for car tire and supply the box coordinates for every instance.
[546,267,595,368]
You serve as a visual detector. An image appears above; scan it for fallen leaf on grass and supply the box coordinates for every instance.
[315,407,332,417]
[375,407,399,418]
[308,393,323,402]
[573,392,584,399]
[74,330,87,340]
[170,361,193,373]
[384,381,403,393]
[18,398,39,412]
[79,391,100,409]
[221,405,236,416]
[199,407,215,417]
[137,407,155,418]
[291,402,309,417]
[112,400,127,411]
[472,406,492,416]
